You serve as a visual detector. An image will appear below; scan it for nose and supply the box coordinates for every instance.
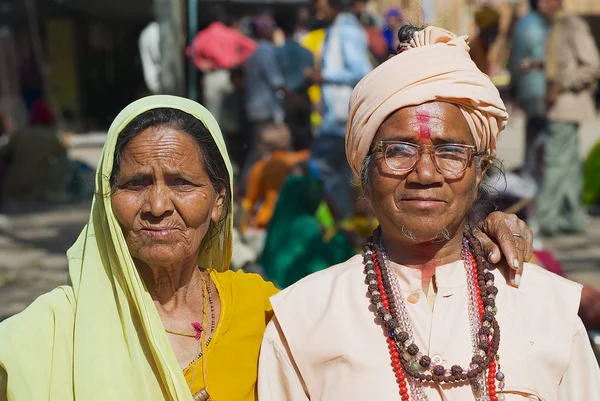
[406,151,444,185]
[142,183,174,218]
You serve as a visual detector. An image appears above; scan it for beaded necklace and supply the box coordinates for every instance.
[363,228,506,401]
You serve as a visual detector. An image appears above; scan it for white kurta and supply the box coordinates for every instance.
[258,255,600,401]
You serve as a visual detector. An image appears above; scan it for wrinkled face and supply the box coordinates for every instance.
[111,126,226,267]
[366,102,487,245]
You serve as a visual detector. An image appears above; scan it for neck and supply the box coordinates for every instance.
[137,256,204,313]
[381,228,464,269]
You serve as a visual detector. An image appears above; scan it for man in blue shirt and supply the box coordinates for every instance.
[307,0,372,219]
[245,15,286,126]
[275,10,315,150]
[510,0,549,178]
[242,15,286,186]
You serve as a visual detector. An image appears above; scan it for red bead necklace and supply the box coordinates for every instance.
[372,246,410,400]
[369,242,500,400]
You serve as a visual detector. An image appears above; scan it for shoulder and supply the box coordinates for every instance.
[271,254,363,313]
[0,287,74,391]
[564,15,591,32]
[338,14,365,33]
[520,262,582,302]
[212,270,279,336]
[213,269,278,299]
[496,262,582,304]
[493,264,587,393]
[259,42,277,56]
[495,262,582,333]
[298,43,314,59]
[0,286,74,343]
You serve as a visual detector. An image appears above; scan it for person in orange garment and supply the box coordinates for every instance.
[241,123,309,231]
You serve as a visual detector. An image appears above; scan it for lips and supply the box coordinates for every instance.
[400,197,446,209]
[140,227,178,239]
[402,197,445,202]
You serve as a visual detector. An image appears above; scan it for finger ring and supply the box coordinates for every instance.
[512,233,523,239]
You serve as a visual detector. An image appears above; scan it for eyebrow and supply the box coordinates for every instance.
[117,170,203,182]
[381,135,471,145]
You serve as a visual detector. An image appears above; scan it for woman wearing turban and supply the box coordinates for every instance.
[257,26,600,400]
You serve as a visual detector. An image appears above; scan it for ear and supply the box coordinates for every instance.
[211,185,227,223]
[475,157,492,186]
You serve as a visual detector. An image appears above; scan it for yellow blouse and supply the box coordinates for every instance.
[183,269,278,401]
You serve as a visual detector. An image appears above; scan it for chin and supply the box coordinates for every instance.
[135,245,185,267]
[388,219,454,243]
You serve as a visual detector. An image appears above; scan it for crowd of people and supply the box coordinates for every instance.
[151,0,600,288]
[510,0,600,237]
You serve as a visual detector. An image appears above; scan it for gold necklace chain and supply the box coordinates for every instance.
[165,329,198,338]
[188,271,215,396]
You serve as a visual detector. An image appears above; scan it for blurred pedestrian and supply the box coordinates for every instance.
[242,14,287,186]
[218,67,248,171]
[139,22,161,94]
[241,123,309,233]
[470,6,500,75]
[275,9,315,150]
[294,8,311,42]
[188,10,256,119]
[307,0,372,219]
[531,0,600,236]
[352,0,377,27]
[1,99,71,202]
[352,0,387,63]
[259,161,355,289]
[510,0,549,179]
[382,8,403,55]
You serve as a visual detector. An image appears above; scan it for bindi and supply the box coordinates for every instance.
[416,112,431,139]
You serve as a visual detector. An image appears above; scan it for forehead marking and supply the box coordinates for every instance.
[416,111,431,139]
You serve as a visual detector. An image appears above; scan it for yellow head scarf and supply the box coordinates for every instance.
[0,95,233,400]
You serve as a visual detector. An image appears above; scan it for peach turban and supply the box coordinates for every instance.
[345,26,508,176]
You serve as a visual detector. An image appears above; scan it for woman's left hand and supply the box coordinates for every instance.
[474,212,533,288]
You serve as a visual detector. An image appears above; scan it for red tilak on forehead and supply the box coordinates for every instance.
[416,111,430,123]
[416,111,432,139]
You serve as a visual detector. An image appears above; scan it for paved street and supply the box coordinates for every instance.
[0,114,599,320]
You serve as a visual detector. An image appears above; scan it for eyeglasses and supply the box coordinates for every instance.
[369,141,481,179]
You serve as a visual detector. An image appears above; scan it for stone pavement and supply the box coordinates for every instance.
[543,212,600,289]
[0,200,91,318]
[0,114,599,320]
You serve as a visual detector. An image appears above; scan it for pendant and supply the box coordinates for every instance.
[192,322,203,340]
[192,388,210,401]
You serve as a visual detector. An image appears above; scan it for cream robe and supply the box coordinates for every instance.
[258,255,600,401]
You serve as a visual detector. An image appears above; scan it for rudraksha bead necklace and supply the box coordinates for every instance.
[363,228,506,401]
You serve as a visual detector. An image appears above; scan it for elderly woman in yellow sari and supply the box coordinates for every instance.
[0,96,277,401]
[0,94,533,401]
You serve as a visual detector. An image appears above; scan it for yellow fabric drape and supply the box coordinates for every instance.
[182,269,278,400]
[0,95,234,401]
